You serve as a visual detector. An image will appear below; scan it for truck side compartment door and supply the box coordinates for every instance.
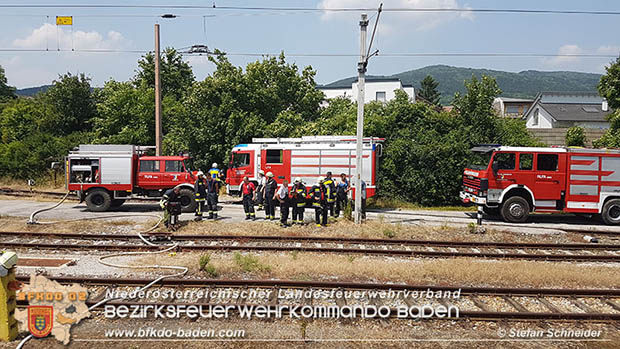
[137,159,162,189]
[262,149,291,182]
[534,153,566,203]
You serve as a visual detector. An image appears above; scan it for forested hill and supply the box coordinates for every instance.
[321,65,603,104]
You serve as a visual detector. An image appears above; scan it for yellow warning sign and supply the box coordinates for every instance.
[56,16,73,25]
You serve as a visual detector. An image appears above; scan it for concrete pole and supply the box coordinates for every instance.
[355,14,368,224]
[154,23,162,156]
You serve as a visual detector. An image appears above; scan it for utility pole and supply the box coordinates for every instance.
[154,23,162,156]
[354,14,368,224]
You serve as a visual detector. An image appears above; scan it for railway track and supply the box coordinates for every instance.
[14,275,620,321]
[3,231,620,262]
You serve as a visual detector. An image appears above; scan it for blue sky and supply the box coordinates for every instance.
[1,0,619,88]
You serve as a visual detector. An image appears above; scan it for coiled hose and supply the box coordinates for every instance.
[16,192,188,348]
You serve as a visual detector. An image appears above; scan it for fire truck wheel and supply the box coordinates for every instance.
[601,199,620,225]
[85,189,112,212]
[178,188,197,213]
[500,196,530,223]
[111,199,125,208]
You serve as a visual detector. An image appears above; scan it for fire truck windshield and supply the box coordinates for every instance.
[468,151,493,171]
[232,152,250,168]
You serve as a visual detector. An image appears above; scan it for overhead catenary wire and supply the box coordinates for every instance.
[1,4,620,16]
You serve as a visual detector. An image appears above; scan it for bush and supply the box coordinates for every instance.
[566,126,587,147]
[233,252,271,272]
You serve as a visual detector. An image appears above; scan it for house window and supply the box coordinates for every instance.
[506,106,520,114]
[165,160,184,172]
[140,160,159,172]
[376,91,386,102]
[266,149,283,164]
[537,154,558,171]
[532,109,539,126]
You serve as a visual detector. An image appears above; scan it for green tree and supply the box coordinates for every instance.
[164,52,323,170]
[134,47,195,99]
[418,75,440,106]
[42,73,97,135]
[566,126,587,147]
[592,56,620,148]
[452,75,502,143]
[0,65,16,101]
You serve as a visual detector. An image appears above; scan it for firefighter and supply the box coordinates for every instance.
[209,162,222,205]
[291,177,307,224]
[256,170,266,210]
[194,171,207,221]
[160,186,181,228]
[240,176,257,220]
[209,162,220,180]
[323,171,336,217]
[335,173,350,218]
[205,175,219,219]
[263,172,277,220]
[310,177,327,227]
[274,179,290,227]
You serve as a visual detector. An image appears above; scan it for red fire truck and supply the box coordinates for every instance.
[460,145,620,225]
[226,136,384,198]
[66,144,197,212]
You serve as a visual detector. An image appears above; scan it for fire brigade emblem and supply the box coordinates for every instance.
[27,306,53,338]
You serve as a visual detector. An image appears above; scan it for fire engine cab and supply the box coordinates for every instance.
[66,144,197,212]
[226,136,384,198]
[460,145,620,225]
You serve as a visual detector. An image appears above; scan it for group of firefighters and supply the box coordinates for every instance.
[160,166,366,228]
[242,170,366,227]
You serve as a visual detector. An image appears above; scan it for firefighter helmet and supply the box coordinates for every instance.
[294,177,301,183]
[212,163,218,168]
[197,170,205,177]
[259,170,265,175]
[317,176,324,183]
[266,172,274,177]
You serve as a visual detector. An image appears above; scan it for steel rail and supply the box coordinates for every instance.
[4,240,620,262]
[2,231,619,250]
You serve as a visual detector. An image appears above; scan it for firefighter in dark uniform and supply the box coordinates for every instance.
[335,173,350,218]
[206,175,219,219]
[263,172,278,220]
[310,177,327,227]
[240,176,257,220]
[160,186,181,228]
[194,171,207,221]
[292,177,307,224]
[323,171,336,217]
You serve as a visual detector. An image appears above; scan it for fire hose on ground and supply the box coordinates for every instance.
[16,192,188,348]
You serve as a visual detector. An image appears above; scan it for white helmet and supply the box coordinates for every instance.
[294,177,301,183]
[266,172,274,177]
[212,163,218,168]
[317,176,325,184]
[196,170,205,177]
[259,170,265,175]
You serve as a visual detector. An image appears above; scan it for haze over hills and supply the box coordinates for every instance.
[321,65,603,105]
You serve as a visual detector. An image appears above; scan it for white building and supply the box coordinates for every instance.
[318,78,415,105]
[524,92,611,129]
